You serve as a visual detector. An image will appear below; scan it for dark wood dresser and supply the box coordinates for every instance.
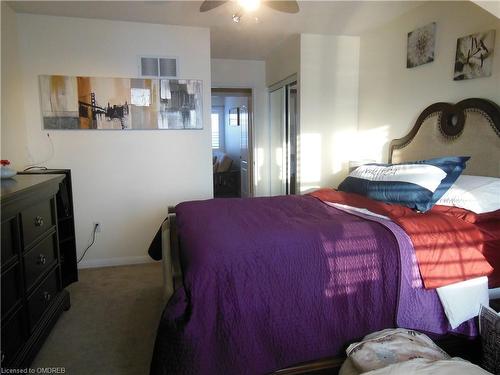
[1,175,70,369]
[19,169,78,288]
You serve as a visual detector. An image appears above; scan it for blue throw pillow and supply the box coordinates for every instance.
[338,156,469,212]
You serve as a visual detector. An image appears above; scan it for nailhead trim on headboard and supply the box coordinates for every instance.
[466,108,500,137]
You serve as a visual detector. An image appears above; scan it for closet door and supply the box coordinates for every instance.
[240,105,249,198]
[287,82,299,195]
[269,87,286,196]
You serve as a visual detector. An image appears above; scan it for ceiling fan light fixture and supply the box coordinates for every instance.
[237,0,261,12]
[232,13,242,23]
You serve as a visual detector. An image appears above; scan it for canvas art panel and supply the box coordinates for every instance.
[39,75,203,130]
[407,22,436,68]
[454,30,496,81]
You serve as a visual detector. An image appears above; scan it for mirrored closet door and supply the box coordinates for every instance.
[269,77,299,196]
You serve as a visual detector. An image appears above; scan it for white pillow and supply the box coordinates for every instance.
[435,175,500,214]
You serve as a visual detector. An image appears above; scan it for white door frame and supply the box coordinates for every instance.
[211,87,254,197]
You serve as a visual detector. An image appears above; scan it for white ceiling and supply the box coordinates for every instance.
[9,0,426,60]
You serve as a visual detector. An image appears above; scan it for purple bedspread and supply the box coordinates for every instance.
[150,195,476,375]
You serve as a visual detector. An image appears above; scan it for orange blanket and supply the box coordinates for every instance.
[310,189,493,289]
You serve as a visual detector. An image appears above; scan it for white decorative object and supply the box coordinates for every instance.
[0,160,16,179]
[1,168,16,179]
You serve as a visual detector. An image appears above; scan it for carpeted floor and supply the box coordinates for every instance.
[32,263,164,375]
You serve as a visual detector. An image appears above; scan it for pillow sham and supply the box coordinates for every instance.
[338,156,469,212]
[435,175,500,214]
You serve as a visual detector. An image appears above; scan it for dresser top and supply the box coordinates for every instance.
[1,174,64,201]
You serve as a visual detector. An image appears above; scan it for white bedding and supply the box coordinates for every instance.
[436,277,489,329]
[340,357,490,375]
[326,202,391,220]
[339,328,490,375]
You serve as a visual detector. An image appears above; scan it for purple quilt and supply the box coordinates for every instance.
[150,195,476,375]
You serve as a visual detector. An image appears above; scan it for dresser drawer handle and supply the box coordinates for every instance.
[34,216,45,227]
[37,254,47,265]
[43,291,52,302]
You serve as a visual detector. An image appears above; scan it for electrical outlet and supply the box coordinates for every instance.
[94,222,101,233]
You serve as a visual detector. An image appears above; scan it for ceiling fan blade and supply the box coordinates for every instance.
[200,0,228,12]
[264,1,300,14]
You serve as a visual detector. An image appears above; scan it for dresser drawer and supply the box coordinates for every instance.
[21,199,55,248]
[1,265,23,317]
[24,233,58,291]
[1,217,20,265]
[28,270,60,332]
[1,307,26,368]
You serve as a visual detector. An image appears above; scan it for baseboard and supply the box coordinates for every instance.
[78,255,154,269]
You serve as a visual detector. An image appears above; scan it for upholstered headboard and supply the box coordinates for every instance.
[389,98,500,177]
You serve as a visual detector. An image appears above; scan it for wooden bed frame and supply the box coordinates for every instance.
[160,98,500,374]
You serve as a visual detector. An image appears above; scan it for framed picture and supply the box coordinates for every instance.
[229,107,240,126]
[454,30,496,81]
[407,22,436,68]
[39,75,203,130]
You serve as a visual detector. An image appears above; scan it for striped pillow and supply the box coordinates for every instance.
[338,157,470,212]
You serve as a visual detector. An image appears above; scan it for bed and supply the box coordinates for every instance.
[149,98,500,375]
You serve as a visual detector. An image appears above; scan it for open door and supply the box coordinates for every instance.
[211,88,254,198]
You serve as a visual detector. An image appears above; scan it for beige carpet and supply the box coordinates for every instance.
[32,263,164,375]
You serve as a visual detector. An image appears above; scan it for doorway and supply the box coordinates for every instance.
[211,88,254,198]
[269,76,299,196]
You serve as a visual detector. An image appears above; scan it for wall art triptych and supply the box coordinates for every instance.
[39,75,203,130]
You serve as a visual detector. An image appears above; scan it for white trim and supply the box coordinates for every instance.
[78,255,154,269]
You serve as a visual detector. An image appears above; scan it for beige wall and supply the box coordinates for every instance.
[299,34,360,190]
[211,58,270,196]
[1,3,27,170]
[11,13,212,268]
[473,1,500,18]
[358,1,500,163]
[264,33,360,191]
[265,34,300,86]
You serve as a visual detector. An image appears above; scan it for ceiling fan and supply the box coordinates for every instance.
[200,0,300,16]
